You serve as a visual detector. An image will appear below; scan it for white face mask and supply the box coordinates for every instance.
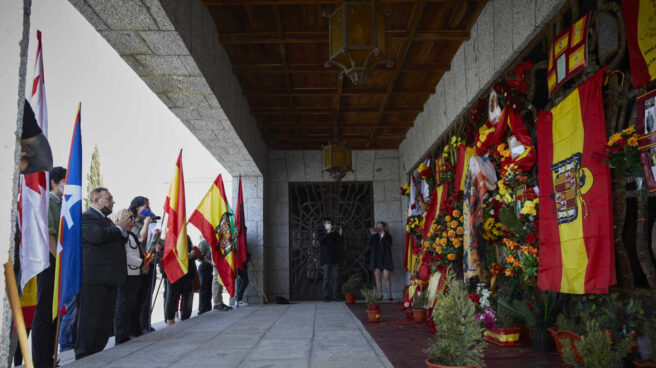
[59,184,65,194]
[324,224,332,231]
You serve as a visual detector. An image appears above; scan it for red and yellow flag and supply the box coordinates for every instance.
[163,151,188,284]
[19,277,37,328]
[623,0,656,87]
[189,174,236,297]
[537,69,616,294]
[454,145,476,192]
[421,184,449,241]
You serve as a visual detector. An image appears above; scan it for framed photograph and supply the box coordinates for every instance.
[637,89,656,192]
[514,185,526,216]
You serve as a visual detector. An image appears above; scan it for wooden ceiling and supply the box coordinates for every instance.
[203,0,487,150]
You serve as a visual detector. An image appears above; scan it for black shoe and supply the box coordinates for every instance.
[323,297,330,302]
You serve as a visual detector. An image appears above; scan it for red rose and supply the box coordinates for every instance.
[526,232,538,245]
[468,293,481,305]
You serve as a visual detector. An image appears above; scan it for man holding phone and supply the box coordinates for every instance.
[316,217,342,302]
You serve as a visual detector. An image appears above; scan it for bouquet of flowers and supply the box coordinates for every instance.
[405,215,425,238]
[400,182,410,196]
[606,125,642,176]
[417,162,434,187]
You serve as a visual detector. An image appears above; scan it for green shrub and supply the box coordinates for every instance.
[424,269,486,368]
[413,292,428,310]
[360,287,381,306]
[495,302,519,329]
[342,274,362,294]
[561,319,632,368]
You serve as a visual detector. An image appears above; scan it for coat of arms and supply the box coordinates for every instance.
[551,153,593,224]
[214,212,233,257]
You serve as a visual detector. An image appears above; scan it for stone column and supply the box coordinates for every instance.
[0,0,31,364]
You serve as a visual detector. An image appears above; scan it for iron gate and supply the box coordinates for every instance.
[289,182,374,300]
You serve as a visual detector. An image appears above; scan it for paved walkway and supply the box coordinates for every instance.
[64,302,393,368]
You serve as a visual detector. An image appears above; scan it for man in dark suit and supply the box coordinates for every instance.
[75,187,131,360]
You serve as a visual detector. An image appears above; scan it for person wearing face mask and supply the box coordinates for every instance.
[113,209,149,344]
[129,196,161,335]
[368,221,394,300]
[316,217,343,302]
[30,166,65,368]
[75,188,131,360]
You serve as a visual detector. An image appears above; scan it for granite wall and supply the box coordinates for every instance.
[398,0,568,175]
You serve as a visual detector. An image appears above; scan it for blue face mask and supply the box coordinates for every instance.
[140,208,152,218]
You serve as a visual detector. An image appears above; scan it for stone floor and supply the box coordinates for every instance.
[63,302,393,368]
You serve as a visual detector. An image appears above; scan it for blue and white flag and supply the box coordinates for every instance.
[53,104,82,318]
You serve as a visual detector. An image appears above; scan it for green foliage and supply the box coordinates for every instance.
[360,287,381,306]
[498,207,526,239]
[84,145,103,210]
[495,302,519,329]
[424,270,486,368]
[561,319,633,368]
[413,292,428,310]
[561,293,645,338]
[498,290,563,338]
[556,313,585,335]
[342,274,362,294]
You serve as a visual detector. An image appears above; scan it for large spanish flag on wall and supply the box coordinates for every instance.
[623,0,656,87]
[163,151,189,284]
[189,174,236,297]
[536,69,616,294]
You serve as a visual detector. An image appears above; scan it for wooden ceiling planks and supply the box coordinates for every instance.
[205,0,486,150]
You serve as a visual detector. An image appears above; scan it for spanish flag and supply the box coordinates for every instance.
[623,0,656,87]
[454,145,476,192]
[189,174,236,297]
[421,184,449,241]
[537,69,616,294]
[163,151,188,284]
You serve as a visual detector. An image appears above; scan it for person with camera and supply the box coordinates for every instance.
[316,218,343,302]
[368,221,394,300]
[113,209,149,345]
[129,196,161,335]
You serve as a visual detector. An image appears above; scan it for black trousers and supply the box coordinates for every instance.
[164,278,193,321]
[198,262,213,314]
[321,263,339,299]
[237,263,249,302]
[137,267,154,332]
[75,284,117,360]
[114,276,140,343]
[32,254,57,368]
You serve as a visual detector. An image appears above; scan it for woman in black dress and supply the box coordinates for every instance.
[368,221,393,300]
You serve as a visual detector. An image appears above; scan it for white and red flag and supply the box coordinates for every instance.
[19,30,50,290]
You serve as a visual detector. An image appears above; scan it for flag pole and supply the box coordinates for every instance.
[4,258,34,368]
[52,312,61,368]
[147,212,166,329]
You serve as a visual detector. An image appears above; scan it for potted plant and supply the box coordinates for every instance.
[561,319,633,368]
[412,292,428,323]
[342,274,361,304]
[484,303,521,347]
[635,320,656,368]
[549,314,585,361]
[498,290,563,352]
[424,270,486,368]
[361,287,381,322]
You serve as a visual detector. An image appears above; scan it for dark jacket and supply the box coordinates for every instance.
[368,233,393,271]
[316,228,342,265]
[81,208,127,286]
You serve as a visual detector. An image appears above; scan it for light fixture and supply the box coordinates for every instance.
[324,0,394,85]
[323,140,352,181]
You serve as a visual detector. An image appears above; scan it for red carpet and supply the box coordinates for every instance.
[347,302,565,368]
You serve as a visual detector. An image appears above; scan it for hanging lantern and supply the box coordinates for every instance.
[324,0,394,85]
[323,141,353,181]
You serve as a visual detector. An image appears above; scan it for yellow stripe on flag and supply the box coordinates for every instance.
[638,0,656,81]
[166,167,180,212]
[196,184,230,226]
[459,147,476,191]
[20,277,37,307]
[550,88,588,294]
[52,253,60,319]
[176,222,189,275]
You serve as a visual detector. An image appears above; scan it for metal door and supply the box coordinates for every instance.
[289,182,373,300]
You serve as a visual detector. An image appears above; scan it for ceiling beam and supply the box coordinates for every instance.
[204,0,482,5]
[233,63,450,74]
[245,88,434,97]
[252,107,422,115]
[219,30,469,44]
[368,0,427,147]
